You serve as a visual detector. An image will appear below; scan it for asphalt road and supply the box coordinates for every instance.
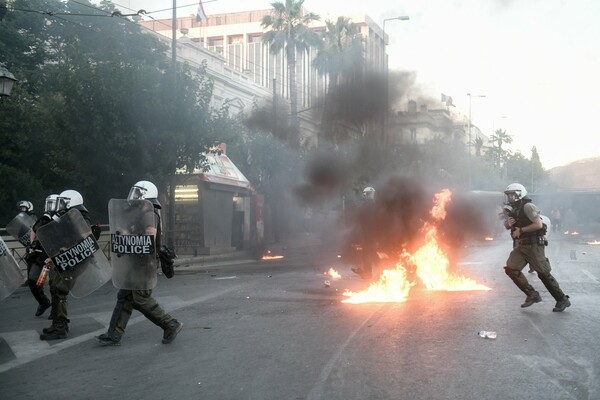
[1,233,599,400]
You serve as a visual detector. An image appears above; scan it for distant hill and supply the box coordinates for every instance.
[549,157,600,191]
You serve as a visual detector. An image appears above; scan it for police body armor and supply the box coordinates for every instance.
[6,212,36,247]
[108,199,158,290]
[36,209,111,298]
[0,236,26,301]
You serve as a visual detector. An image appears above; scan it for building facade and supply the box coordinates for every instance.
[387,100,487,150]
[140,9,387,105]
[139,9,484,151]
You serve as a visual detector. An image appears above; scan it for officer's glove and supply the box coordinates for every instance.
[91,224,102,240]
[158,245,177,279]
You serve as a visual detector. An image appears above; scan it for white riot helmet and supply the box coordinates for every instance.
[44,194,59,213]
[504,183,527,205]
[129,180,161,208]
[17,200,33,212]
[362,186,376,201]
[57,190,84,211]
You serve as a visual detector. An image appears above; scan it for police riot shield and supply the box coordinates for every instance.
[0,236,26,301]
[36,209,111,298]
[108,199,158,290]
[5,212,36,247]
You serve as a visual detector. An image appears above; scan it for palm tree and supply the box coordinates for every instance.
[474,136,484,157]
[489,128,514,171]
[261,0,320,147]
[490,128,513,151]
[312,16,364,148]
[313,17,364,95]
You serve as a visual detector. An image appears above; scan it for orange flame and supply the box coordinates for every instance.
[342,267,414,303]
[261,250,284,260]
[343,189,490,304]
[325,268,341,278]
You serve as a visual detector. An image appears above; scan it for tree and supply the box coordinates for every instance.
[0,0,240,223]
[487,128,514,173]
[261,0,320,147]
[474,136,484,157]
[529,146,546,193]
[312,16,364,148]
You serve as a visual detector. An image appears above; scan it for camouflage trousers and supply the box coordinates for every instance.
[110,289,173,335]
[505,243,566,301]
[48,267,73,323]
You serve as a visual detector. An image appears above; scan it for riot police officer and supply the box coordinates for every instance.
[24,197,54,317]
[96,180,182,346]
[503,183,571,312]
[40,189,91,340]
[350,186,379,280]
[17,200,34,214]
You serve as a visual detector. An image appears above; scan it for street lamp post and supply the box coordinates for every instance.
[0,65,17,99]
[467,93,486,189]
[381,16,409,145]
[172,0,177,65]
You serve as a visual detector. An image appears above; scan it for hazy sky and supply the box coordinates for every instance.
[109,0,600,169]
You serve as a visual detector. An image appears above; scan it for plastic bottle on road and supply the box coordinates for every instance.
[477,330,497,339]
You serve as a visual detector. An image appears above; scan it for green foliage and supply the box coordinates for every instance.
[262,0,320,145]
[0,0,239,223]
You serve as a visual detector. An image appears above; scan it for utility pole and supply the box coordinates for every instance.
[467,93,486,189]
[381,16,409,146]
[171,0,177,65]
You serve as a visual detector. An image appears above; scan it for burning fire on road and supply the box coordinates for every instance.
[342,189,491,304]
[261,250,284,260]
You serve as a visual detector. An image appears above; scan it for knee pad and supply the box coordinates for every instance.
[504,267,521,279]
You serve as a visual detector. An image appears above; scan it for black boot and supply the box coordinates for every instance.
[538,272,570,312]
[95,331,122,346]
[43,319,69,334]
[553,295,571,312]
[162,319,183,344]
[521,290,542,308]
[27,280,51,317]
[505,267,541,308]
[40,322,68,340]
[35,301,51,317]
[96,290,131,346]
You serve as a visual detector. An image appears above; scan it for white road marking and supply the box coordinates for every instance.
[0,286,241,374]
[2,330,51,359]
[581,269,599,283]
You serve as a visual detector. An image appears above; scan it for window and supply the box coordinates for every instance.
[248,34,262,43]
[174,185,199,202]
[228,35,243,44]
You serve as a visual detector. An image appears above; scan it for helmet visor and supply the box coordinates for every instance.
[45,196,68,212]
[128,186,147,201]
[504,191,520,204]
[44,197,57,212]
[56,197,70,211]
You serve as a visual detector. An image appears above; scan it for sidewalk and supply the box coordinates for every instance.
[174,249,255,269]
[172,232,324,271]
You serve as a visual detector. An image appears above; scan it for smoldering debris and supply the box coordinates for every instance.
[338,176,496,263]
